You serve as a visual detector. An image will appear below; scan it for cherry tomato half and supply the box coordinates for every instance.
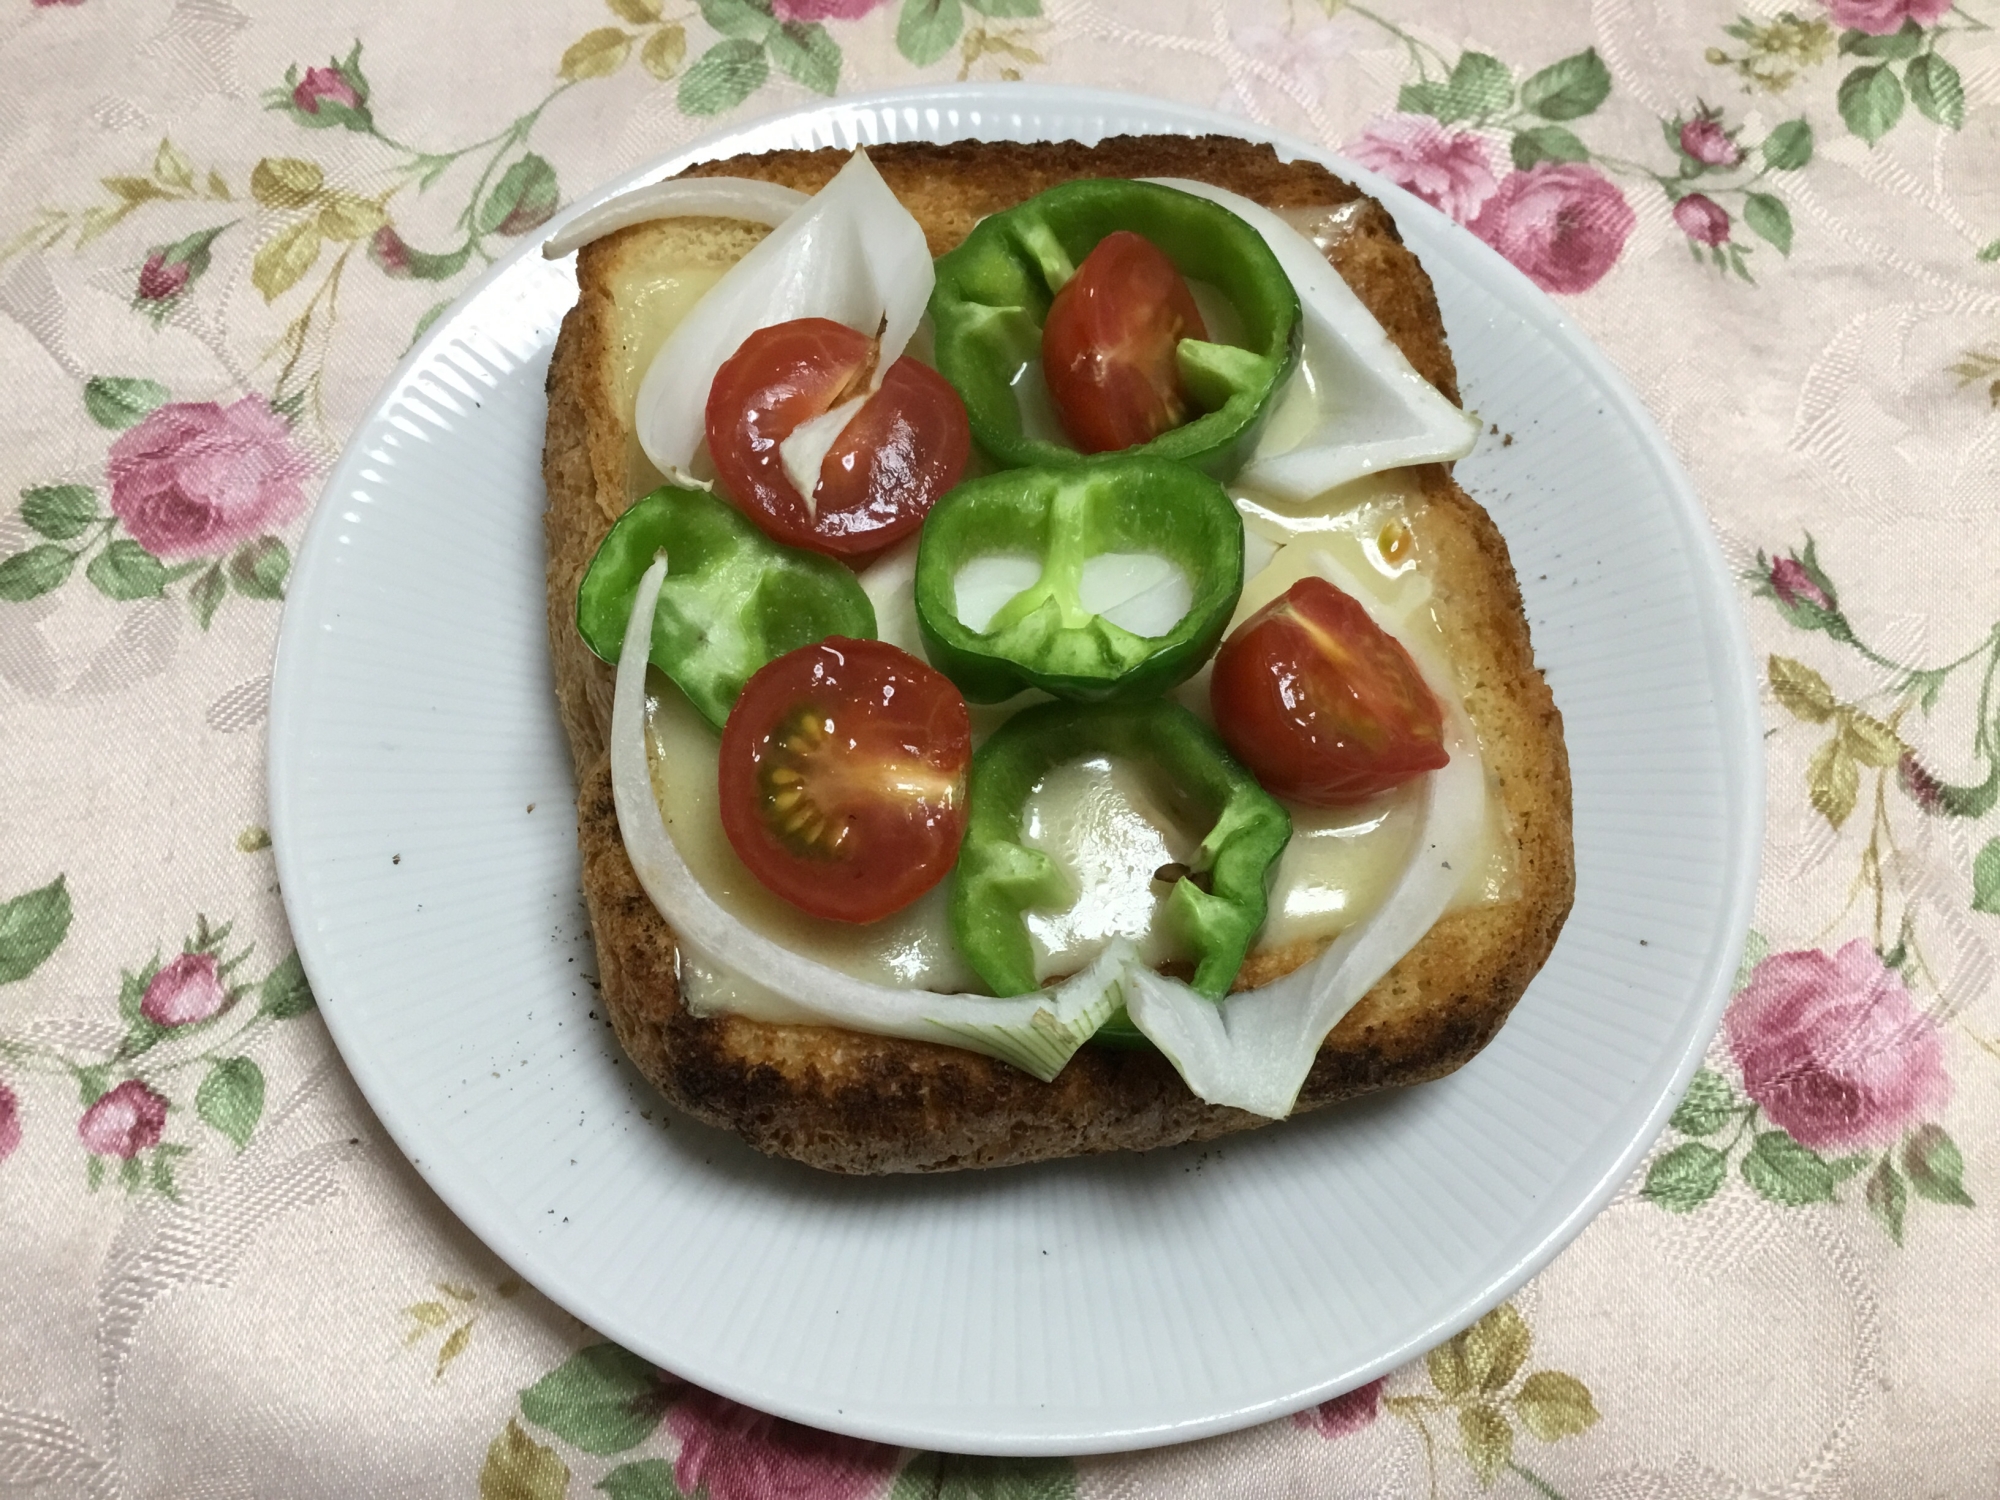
[718,637,972,924]
[706,317,971,558]
[1209,577,1449,807]
[1041,230,1209,455]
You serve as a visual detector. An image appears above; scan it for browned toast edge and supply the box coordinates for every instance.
[542,136,1574,1173]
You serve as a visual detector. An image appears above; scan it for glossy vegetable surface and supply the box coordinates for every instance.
[575,484,875,730]
[914,455,1243,703]
[929,179,1300,479]
[705,316,970,557]
[1041,229,1208,454]
[718,637,971,924]
[1210,576,1448,805]
[951,699,1290,1000]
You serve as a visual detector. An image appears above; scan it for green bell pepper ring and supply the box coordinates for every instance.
[951,699,1292,1001]
[575,484,876,730]
[914,455,1244,704]
[929,179,1301,479]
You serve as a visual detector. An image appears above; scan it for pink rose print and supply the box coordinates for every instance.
[1679,112,1742,167]
[1673,193,1732,247]
[0,1082,21,1164]
[1467,163,1635,295]
[106,397,308,560]
[1294,1377,1385,1438]
[139,952,227,1027]
[1898,751,1947,815]
[370,225,414,277]
[136,252,191,305]
[669,1390,898,1500]
[272,46,373,133]
[1346,114,1499,225]
[1728,940,1949,1150]
[78,1080,169,1159]
[772,0,886,16]
[1824,0,1951,35]
[131,227,226,326]
[1769,555,1833,611]
[293,64,361,115]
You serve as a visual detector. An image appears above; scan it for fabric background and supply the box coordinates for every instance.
[2,0,1997,1495]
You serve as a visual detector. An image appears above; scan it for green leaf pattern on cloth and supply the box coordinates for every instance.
[1368,1304,1601,1496]
[520,1344,676,1456]
[0,876,73,985]
[3,378,303,630]
[482,1419,572,1500]
[1639,534,1994,1245]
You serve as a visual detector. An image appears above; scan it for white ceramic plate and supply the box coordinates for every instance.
[269,84,1762,1456]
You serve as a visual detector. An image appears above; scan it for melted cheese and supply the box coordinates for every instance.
[612,266,728,420]
[607,253,734,499]
[615,268,723,500]
[610,229,1513,1015]
[858,538,925,656]
[1021,755,1197,980]
[1231,467,1426,547]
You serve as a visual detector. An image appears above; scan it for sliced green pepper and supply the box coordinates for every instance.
[929,179,1301,479]
[576,484,875,730]
[914,455,1243,703]
[951,699,1292,1001]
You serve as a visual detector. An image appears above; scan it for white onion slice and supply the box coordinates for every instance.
[780,392,868,519]
[1123,548,1487,1117]
[952,555,1044,635]
[634,150,934,490]
[610,557,1134,1080]
[949,553,1193,638]
[1143,178,1480,502]
[1079,553,1193,638]
[541,176,809,260]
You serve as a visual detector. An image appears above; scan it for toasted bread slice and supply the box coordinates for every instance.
[542,136,1573,1173]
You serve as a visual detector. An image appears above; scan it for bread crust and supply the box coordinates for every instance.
[542,136,1573,1173]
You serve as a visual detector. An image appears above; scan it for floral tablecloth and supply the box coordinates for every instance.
[3,0,1998,1494]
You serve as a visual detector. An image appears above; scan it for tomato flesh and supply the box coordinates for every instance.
[1209,578,1448,806]
[718,637,972,923]
[1041,230,1209,454]
[706,317,970,557]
